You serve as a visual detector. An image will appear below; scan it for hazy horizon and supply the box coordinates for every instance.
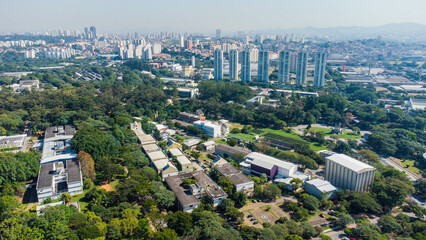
[1,0,426,34]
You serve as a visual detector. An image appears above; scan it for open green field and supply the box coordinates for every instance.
[310,127,361,140]
[261,128,306,141]
[262,128,329,151]
[228,133,256,142]
[225,125,329,151]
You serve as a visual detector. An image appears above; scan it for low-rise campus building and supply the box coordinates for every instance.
[240,152,308,181]
[304,178,338,200]
[214,144,252,160]
[165,171,227,212]
[215,163,254,195]
[36,126,83,202]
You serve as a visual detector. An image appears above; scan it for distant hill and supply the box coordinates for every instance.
[251,23,426,42]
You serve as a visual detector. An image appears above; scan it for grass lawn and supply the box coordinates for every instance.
[401,160,421,174]
[228,133,256,142]
[261,128,329,151]
[71,189,90,210]
[261,128,305,141]
[309,143,329,151]
[339,131,361,139]
[310,127,332,134]
[310,127,361,140]
[215,139,227,144]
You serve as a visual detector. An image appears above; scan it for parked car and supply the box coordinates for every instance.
[250,218,256,221]
[320,214,325,218]
[247,214,253,218]
[252,199,256,203]
[253,221,259,224]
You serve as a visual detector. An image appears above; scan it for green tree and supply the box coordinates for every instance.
[378,215,402,234]
[77,150,96,181]
[152,182,175,209]
[71,126,119,162]
[260,173,268,183]
[0,195,19,221]
[334,212,354,228]
[346,192,382,214]
[152,228,178,240]
[167,211,192,236]
[232,191,247,208]
[262,184,281,201]
[106,224,121,240]
[69,212,88,229]
[227,138,238,147]
[217,176,234,196]
[300,194,320,211]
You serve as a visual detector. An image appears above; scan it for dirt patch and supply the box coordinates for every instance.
[100,184,113,192]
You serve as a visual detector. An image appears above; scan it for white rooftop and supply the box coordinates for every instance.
[306,179,337,193]
[169,148,184,157]
[247,152,297,170]
[147,150,168,161]
[152,159,169,171]
[176,155,191,165]
[326,153,375,173]
[142,143,160,153]
[202,140,216,146]
[40,135,76,164]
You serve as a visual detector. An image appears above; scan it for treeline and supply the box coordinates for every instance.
[0,151,40,194]
[198,80,255,104]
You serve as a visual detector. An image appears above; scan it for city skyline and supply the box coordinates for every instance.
[1,0,426,33]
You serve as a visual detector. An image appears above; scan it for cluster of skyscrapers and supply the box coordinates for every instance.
[84,26,97,39]
[213,49,327,87]
[118,40,162,60]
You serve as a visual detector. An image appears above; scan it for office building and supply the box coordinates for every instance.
[325,153,375,191]
[255,34,264,44]
[179,36,184,48]
[289,52,298,72]
[257,50,269,82]
[296,51,308,85]
[142,45,152,60]
[216,29,221,39]
[229,49,239,80]
[89,26,96,39]
[151,44,162,54]
[165,171,227,212]
[184,39,192,49]
[250,48,259,62]
[84,27,89,39]
[278,50,290,83]
[214,48,223,80]
[193,120,222,138]
[191,55,196,68]
[36,126,83,202]
[241,50,251,82]
[314,52,327,87]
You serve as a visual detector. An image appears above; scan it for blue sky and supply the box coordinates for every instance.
[1,0,425,33]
